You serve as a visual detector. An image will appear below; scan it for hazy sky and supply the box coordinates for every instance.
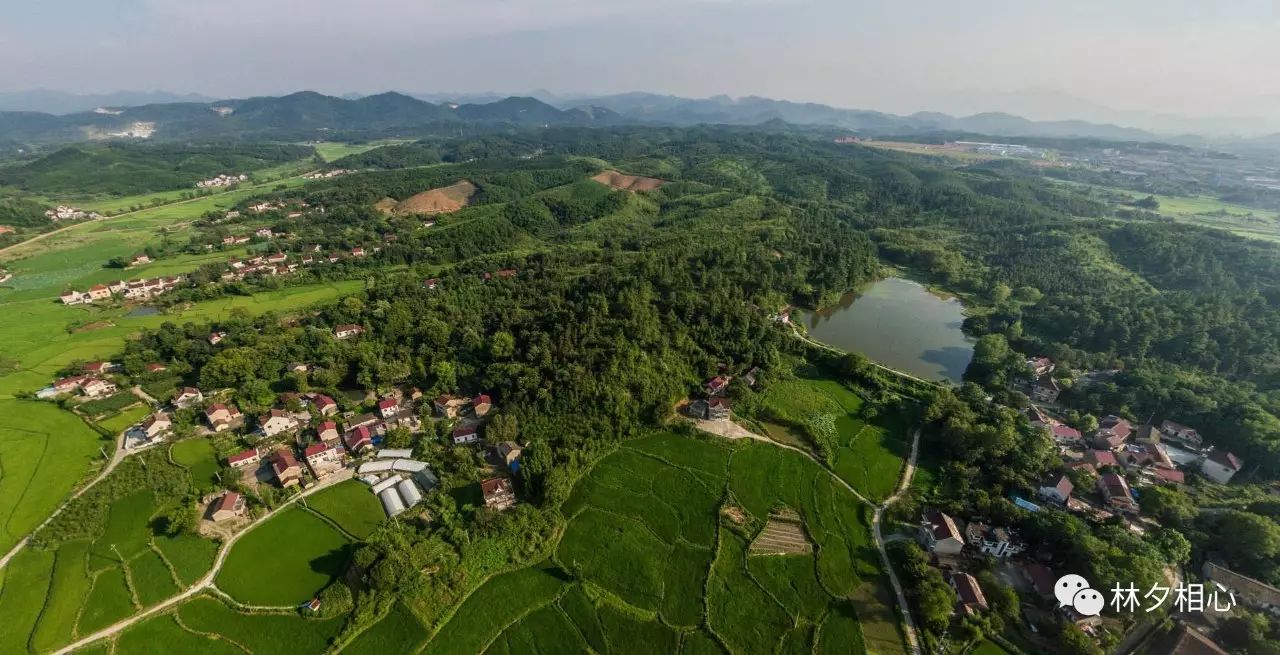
[3,0,1279,118]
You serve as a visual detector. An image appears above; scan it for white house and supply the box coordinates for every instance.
[1037,473,1074,505]
[920,509,964,555]
[1200,450,1243,484]
[139,413,172,440]
[257,409,299,437]
[334,324,364,340]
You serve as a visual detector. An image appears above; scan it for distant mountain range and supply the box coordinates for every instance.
[0,89,216,115]
[2,88,1277,149]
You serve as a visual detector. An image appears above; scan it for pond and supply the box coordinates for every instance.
[796,277,974,383]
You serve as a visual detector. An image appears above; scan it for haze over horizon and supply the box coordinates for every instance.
[4,0,1280,130]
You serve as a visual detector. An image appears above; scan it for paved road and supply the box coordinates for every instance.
[0,427,128,570]
[53,469,353,654]
[696,417,924,655]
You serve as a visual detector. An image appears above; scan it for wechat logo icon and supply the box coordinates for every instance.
[1055,574,1104,616]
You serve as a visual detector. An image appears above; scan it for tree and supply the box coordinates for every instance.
[1133,195,1160,210]
[383,426,412,449]
[1141,486,1195,527]
[488,413,519,443]
[1203,510,1280,572]
[490,331,516,360]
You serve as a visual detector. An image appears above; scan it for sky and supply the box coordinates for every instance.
[3,0,1279,120]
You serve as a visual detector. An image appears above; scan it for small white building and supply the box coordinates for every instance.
[1200,450,1243,484]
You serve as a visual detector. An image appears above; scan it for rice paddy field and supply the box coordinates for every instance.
[216,506,352,606]
[411,432,908,655]
[169,438,222,492]
[754,375,911,501]
[304,479,386,540]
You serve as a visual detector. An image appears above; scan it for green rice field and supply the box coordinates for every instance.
[216,507,352,606]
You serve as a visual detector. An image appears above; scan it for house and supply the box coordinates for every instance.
[951,572,988,616]
[1120,443,1174,470]
[333,324,364,340]
[919,509,964,555]
[1153,468,1186,485]
[227,448,261,469]
[266,252,287,264]
[257,408,298,437]
[966,523,1026,558]
[471,393,492,417]
[1023,563,1057,600]
[129,254,151,267]
[495,441,522,468]
[376,397,399,419]
[1050,424,1084,444]
[452,424,479,445]
[304,443,342,476]
[1097,473,1137,512]
[344,426,373,454]
[706,396,731,420]
[1202,561,1280,615]
[433,394,466,418]
[87,284,112,301]
[1200,449,1242,484]
[742,366,762,388]
[1146,624,1229,655]
[174,387,203,407]
[423,278,440,290]
[52,375,88,394]
[704,376,730,396]
[1093,415,1133,449]
[312,394,338,416]
[351,247,365,257]
[1083,449,1118,468]
[346,413,379,430]
[83,361,112,374]
[1027,357,1055,377]
[145,363,167,374]
[1030,374,1060,403]
[270,449,302,487]
[210,492,246,522]
[81,378,117,398]
[481,477,516,510]
[205,403,242,432]
[317,421,341,445]
[139,413,172,440]
[1037,473,1074,505]
[209,331,227,345]
[1159,420,1203,447]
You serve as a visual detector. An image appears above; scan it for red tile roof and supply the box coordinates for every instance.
[228,448,258,464]
[304,443,332,458]
[377,398,398,410]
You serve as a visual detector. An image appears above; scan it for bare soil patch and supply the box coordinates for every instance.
[591,170,667,192]
[391,180,477,215]
[721,505,748,526]
[73,320,115,333]
[750,508,814,555]
[373,197,398,215]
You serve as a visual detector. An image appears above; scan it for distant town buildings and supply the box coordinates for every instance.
[195,173,248,188]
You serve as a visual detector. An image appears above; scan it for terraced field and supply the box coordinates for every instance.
[413,432,907,655]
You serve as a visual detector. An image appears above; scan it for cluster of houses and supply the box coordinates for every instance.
[686,368,761,421]
[195,173,248,188]
[918,508,1027,617]
[304,169,355,179]
[1028,399,1245,520]
[45,205,100,221]
[216,245,372,282]
[59,275,186,305]
[38,371,118,400]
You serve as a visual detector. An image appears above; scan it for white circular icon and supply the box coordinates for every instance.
[1054,574,1090,607]
[1072,588,1105,616]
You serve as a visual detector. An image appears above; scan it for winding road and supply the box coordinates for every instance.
[52,469,352,655]
[695,416,924,655]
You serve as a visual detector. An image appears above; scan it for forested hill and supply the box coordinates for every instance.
[136,126,1280,475]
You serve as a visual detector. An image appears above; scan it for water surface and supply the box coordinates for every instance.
[797,277,974,383]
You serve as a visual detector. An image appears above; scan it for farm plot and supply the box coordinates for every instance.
[753,375,910,501]
[0,400,104,553]
[77,566,137,635]
[341,602,428,654]
[216,506,352,606]
[153,533,218,585]
[0,548,55,654]
[170,439,221,492]
[89,490,156,570]
[749,508,813,555]
[421,432,907,655]
[177,595,346,654]
[305,479,385,539]
[113,612,241,655]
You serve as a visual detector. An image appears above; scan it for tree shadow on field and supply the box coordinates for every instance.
[310,544,355,577]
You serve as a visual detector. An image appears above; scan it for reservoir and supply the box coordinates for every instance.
[796,277,974,383]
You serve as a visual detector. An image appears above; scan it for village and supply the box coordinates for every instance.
[35,326,523,540]
[905,355,1269,655]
